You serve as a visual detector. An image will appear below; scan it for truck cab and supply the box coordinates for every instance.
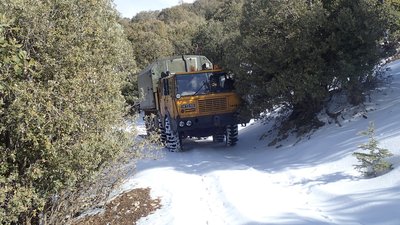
[158,70,242,151]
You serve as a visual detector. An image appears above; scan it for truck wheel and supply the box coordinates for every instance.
[164,116,182,152]
[226,124,238,146]
[213,135,225,143]
[158,117,166,145]
[144,114,157,136]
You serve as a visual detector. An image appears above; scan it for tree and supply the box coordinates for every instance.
[124,18,174,70]
[193,20,225,63]
[158,5,206,54]
[353,122,393,177]
[0,0,135,223]
[231,0,393,129]
[191,0,225,20]
[383,0,400,55]
[126,5,206,63]
[132,10,160,22]
[193,0,244,66]
[319,0,391,105]
[233,0,328,123]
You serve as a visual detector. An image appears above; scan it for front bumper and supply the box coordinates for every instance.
[176,113,239,137]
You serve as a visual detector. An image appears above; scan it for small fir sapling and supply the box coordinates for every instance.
[353,122,393,177]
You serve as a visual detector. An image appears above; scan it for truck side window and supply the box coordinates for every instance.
[169,79,174,95]
[163,79,169,96]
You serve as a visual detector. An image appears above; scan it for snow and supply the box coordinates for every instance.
[119,60,400,225]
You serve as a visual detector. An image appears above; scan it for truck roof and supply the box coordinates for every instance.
[172,69,224,76]
[139,55,213,76]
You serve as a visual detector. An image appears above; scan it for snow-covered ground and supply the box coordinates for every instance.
[119,60,400,225]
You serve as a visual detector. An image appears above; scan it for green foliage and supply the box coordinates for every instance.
[125,4,206,66]
[158,6,206,54]
[123,18,174,70]
[191,0,225,20]
[132,10,160,21]
[120,0,400,131]
[122,4,207,109]
[0,0,135,223]
[353,122,393,178]
[319,0,389,105]
[193,20,225,63]
[230,0,394,126]
[384,0,400,55]
[193,0,244,65]
[121,0,399,132]
[0,15,43,223]
[122,72,140,114]
[235,0,329,121]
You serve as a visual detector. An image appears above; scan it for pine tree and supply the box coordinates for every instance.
[353,122,393,178]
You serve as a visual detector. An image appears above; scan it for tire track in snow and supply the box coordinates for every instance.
[199,174,229,225]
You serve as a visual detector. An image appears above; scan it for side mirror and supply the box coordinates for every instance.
[202,63,211,70]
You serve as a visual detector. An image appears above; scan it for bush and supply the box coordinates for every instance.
[232,0,395,128]
[353,122,393,178]
[0,0,135,223]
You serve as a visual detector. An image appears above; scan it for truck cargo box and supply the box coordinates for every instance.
[138,55,212,110]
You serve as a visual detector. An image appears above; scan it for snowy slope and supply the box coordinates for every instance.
[119,60,400,225]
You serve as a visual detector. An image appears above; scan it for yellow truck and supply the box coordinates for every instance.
[138,55,247,151]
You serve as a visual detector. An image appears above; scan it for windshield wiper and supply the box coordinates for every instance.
[193,81,208,96]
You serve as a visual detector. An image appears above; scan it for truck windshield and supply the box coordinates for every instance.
[176,72,234,97]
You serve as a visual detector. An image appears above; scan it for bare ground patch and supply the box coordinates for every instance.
[74,188,161,225]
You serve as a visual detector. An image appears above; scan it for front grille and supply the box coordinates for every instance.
[198,98,227,113]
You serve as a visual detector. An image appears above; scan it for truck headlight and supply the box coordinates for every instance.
[179,121,185,127]
[186,120,192,127]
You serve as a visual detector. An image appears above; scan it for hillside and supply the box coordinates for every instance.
[2,1,399,224]
[113,60,400,225]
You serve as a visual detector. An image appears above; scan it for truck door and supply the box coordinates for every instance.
[160,78,176,119]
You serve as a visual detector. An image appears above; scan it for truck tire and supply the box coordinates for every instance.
[158,117,166,144]
[164,116,182,152]
[144,114,157,136]
[213,135,225,143]
[226,124,238,146]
